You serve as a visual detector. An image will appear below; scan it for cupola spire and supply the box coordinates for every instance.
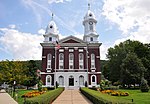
[88,3,91,10]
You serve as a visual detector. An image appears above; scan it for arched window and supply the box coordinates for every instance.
[59,76,64,86]
[79,53,84,69]
[79,75,84,86]
[91,54,95,68]
[59,53,64,69]
[46,75,51,87]
[91,75,96,86]
[92,76,95,82]
[47,54,52,69]
[69,53,74,69]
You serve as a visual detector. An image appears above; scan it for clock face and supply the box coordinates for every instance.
[89,21,93,25]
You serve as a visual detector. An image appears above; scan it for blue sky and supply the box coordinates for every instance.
[0,0,150,61]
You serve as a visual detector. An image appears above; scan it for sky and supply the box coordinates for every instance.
[0,0,150,61]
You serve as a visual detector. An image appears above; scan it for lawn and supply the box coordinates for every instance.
[118,89,150,104]
[16,89,33,104]
[81,88,150,104]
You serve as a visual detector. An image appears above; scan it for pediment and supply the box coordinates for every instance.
[59,35,85,44]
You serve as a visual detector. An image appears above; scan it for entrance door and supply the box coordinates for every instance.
[69,76,74,86]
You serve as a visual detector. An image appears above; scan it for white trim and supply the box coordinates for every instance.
[42,56,46,58]
[59,49,64,52]
[91,75,97,86]
[79,49,83,52]
[46,75,52,87]
[69,49,74,52]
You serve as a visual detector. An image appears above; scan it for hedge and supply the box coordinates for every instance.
[80,87,134,104]
[25,87,64,104]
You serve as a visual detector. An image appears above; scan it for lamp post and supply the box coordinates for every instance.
[13,80,16,97]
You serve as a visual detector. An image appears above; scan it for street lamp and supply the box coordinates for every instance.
[13,81,16,97]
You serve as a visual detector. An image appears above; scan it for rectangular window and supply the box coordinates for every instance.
[49,37,52,41]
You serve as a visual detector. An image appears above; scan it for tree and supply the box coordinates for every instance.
[140,78,149,92]
[120,53,146,87]
[0,60,28,86]
[106,40,150,84]
[23,60,38,89]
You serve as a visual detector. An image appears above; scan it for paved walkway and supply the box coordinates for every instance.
[52,89,92,104]
[0,89,18,104]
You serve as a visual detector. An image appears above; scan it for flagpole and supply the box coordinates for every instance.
[55,46,57,89]
[86,43,89,87]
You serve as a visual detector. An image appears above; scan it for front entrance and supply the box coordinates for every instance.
[69,76,74,86]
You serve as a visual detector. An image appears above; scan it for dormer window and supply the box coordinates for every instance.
[50,25,53,28]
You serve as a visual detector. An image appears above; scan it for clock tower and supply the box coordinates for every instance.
[83,4,99,43]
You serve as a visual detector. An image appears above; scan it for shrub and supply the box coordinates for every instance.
[80,88,132,104]
[85,81,88,87]
[140,78,149,92]
[38,80,43,92]
[25,87,64,104]
[80,88,110,104]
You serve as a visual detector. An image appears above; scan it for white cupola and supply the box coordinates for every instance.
[83,3,99,43]
[43,14,59,43]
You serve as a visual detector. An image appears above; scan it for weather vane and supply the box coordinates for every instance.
[52,13,54,20]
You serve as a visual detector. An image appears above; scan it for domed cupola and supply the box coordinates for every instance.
[45,20,59,35]
[83,3,99,43]
[43,14,59,43]
[84,10,96,21]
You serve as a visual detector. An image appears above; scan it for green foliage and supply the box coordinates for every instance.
[25,87,64,104]
[140,78,149,92]
[121,53,145,86]
[106,40,150,85]
[38,80,43,92]
[0,60,28,85]
[23,60,39,88]
[80,87,133,104]
[100,79,111,90]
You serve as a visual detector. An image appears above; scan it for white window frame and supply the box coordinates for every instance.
[47,54,52,72]
[59,76,64,87]
[79,75,84,86]
[91,75,96,86]
[79,53,84,69]
[59,53,64,69]
[46,75,52,87]
[91,54,95,69]
[69,53,74,69]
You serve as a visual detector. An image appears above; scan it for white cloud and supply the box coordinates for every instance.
[38,29,45,34]
[48,0,72,4]
[102,0,150,48]
[0,28,43,61]
[8,24,16,29]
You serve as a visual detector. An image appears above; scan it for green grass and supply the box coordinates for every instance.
[81,88,150,104]
[118,89,150,104]
[81,87,133,104]
[16,89,33,104]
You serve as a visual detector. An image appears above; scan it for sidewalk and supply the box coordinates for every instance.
[52,89,92,104]
[0,89,18,104]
